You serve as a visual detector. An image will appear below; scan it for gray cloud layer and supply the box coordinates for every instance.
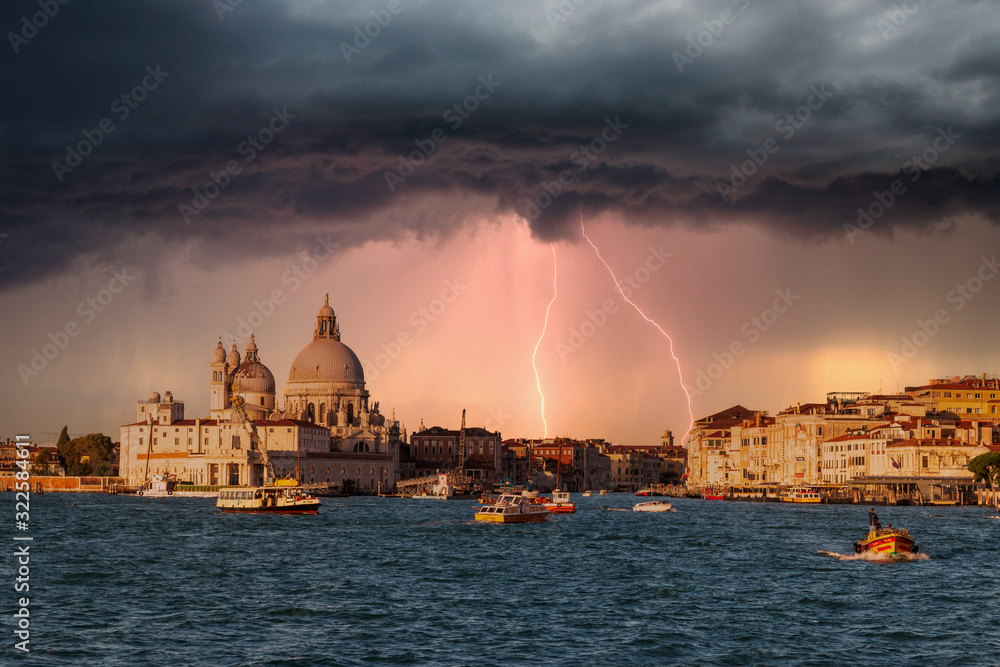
[1,0,998,288]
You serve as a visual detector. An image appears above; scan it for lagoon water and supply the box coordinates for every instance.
[8,493,1000,665]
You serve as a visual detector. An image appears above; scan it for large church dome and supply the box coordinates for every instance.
[289,339,364,383]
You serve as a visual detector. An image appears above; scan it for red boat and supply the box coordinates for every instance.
[536,490,576,513]
[702,487,725,500]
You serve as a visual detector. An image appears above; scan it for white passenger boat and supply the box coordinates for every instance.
[781,487,822,503]
[633,500,673,512]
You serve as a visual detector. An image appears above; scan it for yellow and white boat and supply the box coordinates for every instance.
[475,494,549,523]
[854,527,917,555]
[781,487,822,503]
[217,479,320,514]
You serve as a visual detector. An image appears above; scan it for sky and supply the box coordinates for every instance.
[2,0,999,445]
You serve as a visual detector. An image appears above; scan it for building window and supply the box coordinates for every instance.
[232,435,241,449]
[922,456,928,468]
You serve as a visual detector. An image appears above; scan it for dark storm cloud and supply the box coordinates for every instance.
[1,0,999,288]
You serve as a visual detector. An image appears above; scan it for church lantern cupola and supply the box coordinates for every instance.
[314,293,341,341]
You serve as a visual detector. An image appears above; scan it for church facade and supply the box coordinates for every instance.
[119,296,403,492]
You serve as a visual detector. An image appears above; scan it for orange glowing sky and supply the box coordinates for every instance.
[4,214,999,445]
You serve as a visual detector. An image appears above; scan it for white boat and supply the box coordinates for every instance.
[581,490,592,497]
[139,472,177,497]
[410,474,453,499]
[780,487,822,503]
[633,500,673,512]
[599,490,608,495]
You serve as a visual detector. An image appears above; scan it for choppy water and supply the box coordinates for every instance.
[5,493,1000,665]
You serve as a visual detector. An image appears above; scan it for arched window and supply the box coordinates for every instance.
[347,403,355,424]
[319,403,326,425]
[307,403,315,423]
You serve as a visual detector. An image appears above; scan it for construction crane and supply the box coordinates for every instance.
[229,391,277,485]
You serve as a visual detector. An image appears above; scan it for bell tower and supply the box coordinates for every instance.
[209,339,230,416]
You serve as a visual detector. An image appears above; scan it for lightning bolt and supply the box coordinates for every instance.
[580,215,695,446]
[532,244,558,437]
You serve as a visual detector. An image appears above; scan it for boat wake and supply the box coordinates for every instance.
[817,550,930,562]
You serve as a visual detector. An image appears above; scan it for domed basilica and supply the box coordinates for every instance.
[120,295,402,492]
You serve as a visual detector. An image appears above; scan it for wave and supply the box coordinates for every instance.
[817,549,931,562]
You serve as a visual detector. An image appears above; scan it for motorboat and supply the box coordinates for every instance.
[216,479,320,514]
[854,527,918,555]
[475,494,549,523]
[633,500,673,512]
[542,490,576,513]
[581,490,592,497]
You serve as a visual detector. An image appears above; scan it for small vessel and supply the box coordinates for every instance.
[542,490,576,513]
[139,472,177,497]
[781,487,822,503]
[599,490,608,496]
[702,487,725,500]
[854,527,918,555]
[635,488,651,496]
[410,474,453,500]
[581,490,592,497]
[475,494,549,523]
[216,480,320,514]
[411,493,448,500]
[633,500,673,512]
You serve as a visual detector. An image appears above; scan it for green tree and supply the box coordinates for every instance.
[968,452,1000,488]
[55,425,72,469]
[62,433,114,476]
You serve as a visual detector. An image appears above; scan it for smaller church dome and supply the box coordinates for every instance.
[148,391,161,403]
[233,362,276,394]
[212,340,226,362]
[232,335,275,394]
[227,343,241,368]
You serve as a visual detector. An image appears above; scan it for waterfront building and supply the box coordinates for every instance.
[884,438,985,478]
[821,430,901,484]
[686,405,759,490]
[906,374,1000,417]
[571,444,613,491]
[605,447,646,491]
[120,297,403,492]
[408,423,501,483]
[732,414,777,484]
